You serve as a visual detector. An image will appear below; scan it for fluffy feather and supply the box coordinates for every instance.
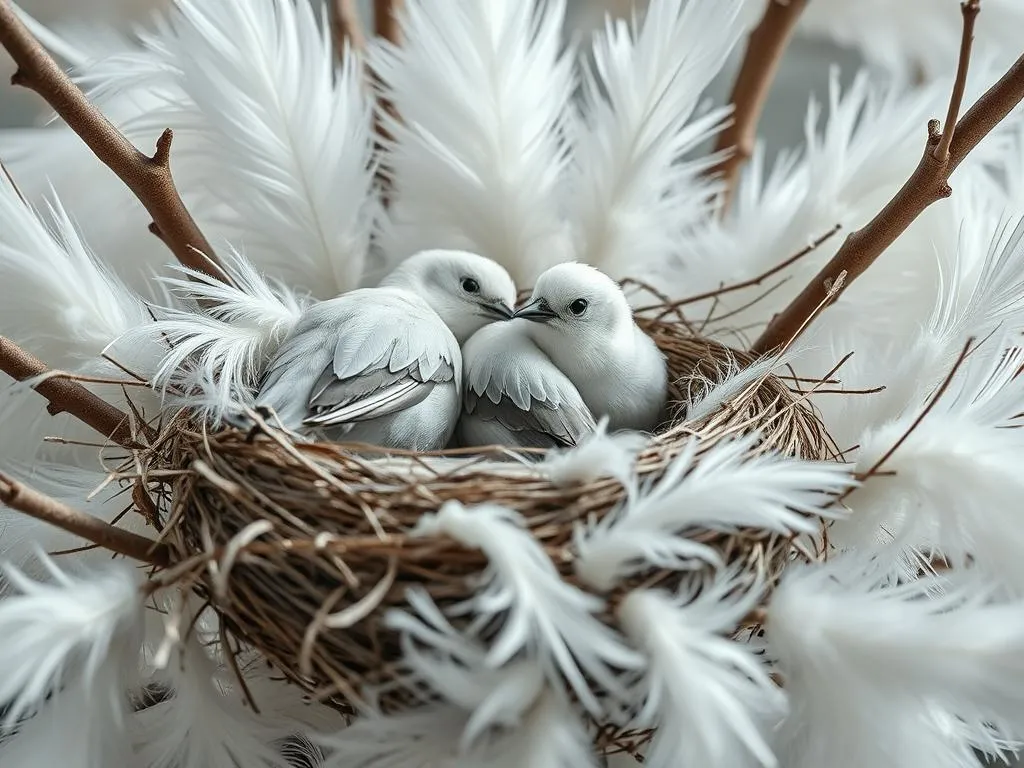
[570,0,744,278]
[0,555,144,768]
[317,706,468,768]
[116,248,308,424]
[539,417,647,491]
[0,170,148,371]
[398,501,642,717]
[83,0,377,299]
[617,570,784,768]
[371,0,575,285]
[132,634,297,768]
[835,338,1024,589]
[768,555,1024,768]
[574,434,855,591]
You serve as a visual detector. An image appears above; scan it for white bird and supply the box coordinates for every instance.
[512,263,668,433]
[255,250,516,450]
[457,319,598,449]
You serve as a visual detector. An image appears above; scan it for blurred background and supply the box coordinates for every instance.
[0,0,863,160]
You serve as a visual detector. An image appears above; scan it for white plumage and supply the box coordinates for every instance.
[255,250,515,450]
[370,0,576,286]
[457,318,597,449]
[513,262,668,432]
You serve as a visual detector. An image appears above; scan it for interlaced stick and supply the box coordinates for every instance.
[0,0,230,285]
[0,336,145,449]
[331,0,366,57]
[711,0,808,213]
[0,473,170,566]
[751,0,1015,355]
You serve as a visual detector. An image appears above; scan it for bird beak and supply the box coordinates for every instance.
[477,300,515,320]
[513,297,557,323]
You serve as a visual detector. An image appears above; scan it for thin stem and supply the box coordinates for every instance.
[711,0,807,214]
[331,0,366,58]
[374,0,403,45]
[0,473,170,566]
[0,1,229,285]
[935,0,981,162]
[752,5,1024,355]
[0,336,146,449]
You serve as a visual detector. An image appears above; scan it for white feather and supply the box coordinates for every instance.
[371,0,575,286]
[457,688,597,768]
[574,434,855,592]
[768,555,1024,768]
[617,570,784,768]
[836,339,1024,589]
[132,634,297,768]
[398,501,642,717]
[0,555,144,768]
[317,706,468,768]
[0,678,136,768]
[116,248,308,424]
[0,171,148,371]
[84,0,377,299]
[570,0,744,278]
[539,417,647,491]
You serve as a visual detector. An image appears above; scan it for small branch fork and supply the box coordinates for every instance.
[751,0,1015,355]
[0,0,229,285]
[711,0,808,213]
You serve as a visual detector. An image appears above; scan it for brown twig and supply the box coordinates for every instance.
[751,2,1024,356]
[935,0,981,162]
[331,0,366,58]
[0,1,229,285]
[0,473,170,566]
[0,336,144,449]
[374,0,403,45]
[711,0,807,213]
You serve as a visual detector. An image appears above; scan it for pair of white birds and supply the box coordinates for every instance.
[256,250,668,451]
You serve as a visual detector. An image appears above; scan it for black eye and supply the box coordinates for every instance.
[461,277,480,294]
[569,298,589,316]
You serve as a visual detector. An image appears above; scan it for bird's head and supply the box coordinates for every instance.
[514,262,633,348]
[382,249,517,343]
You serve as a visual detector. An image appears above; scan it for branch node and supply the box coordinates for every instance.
[152,128,173,168]
[9,67,25,87]
[928,119,942,143]
[939,183,954,199]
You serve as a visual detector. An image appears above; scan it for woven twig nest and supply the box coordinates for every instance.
[143,303,836,753]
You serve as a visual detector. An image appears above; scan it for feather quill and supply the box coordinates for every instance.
[570,0,745,278]
[371,0,575,285]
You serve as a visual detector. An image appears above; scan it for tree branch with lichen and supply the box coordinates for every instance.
[750,0,1016,356]
[0,0,230,286]
[711,0,807,214]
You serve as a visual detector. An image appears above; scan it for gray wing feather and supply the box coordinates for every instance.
[462,322,597,448]
[260,290,458,430]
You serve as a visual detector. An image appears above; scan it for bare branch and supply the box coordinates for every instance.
[752,7,1024,355]
[0,336,145,449]
[0,473,170,566]
[935,0,981,162]
[374,0,403,45]
[332,0,366,58]
[711,0,807,213]
[0,1,230,285]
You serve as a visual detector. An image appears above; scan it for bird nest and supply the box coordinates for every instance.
[138,300,837,754]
